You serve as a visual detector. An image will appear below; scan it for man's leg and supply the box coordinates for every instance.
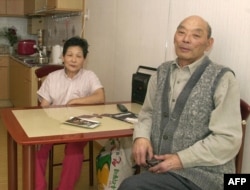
[118,171,202,190]
[57,141,88,190]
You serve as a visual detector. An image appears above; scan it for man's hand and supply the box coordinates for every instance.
[148,154,183,174]
[132,138,153,167]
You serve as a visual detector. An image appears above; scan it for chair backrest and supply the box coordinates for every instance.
[35,65,64,105]
[35,65,64,88]
[235,99,250,173]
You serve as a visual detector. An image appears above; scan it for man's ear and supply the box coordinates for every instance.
[206,37,214,52]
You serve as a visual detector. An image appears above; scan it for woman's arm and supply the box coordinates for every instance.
[66,88,105,105]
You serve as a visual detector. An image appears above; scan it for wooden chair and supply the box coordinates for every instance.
[236,99,250,173]
[35,65,94,190]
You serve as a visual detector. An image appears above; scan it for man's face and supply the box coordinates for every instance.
[174,16,213,65]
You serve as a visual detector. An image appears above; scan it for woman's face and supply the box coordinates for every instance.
[62,46,85,75]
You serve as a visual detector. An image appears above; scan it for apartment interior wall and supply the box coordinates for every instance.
[84,0,170,102]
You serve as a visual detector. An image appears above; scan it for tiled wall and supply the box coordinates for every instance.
[44,14,83,46]
[0,17,36,46]
[0,15,83,48]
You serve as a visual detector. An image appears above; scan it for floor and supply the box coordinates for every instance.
[0,100,102,190]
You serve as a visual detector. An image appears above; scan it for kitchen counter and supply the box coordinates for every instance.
[1,51,60,67]
[11,55,46,67]
[9,56,40,107]
[0,55,9,100]
[9,56,64,107]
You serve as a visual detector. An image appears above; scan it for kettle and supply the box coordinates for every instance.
[33,45,49,64]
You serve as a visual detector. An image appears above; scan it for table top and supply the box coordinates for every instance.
[1,103,141,145]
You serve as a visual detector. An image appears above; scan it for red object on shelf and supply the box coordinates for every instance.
[17,39,36,55]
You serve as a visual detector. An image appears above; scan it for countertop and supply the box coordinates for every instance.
[5,54,61,68]
[11,54,47,67]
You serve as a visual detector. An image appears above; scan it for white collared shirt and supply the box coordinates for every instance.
[37,68,103,105]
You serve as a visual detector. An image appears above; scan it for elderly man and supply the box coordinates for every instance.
[118,15,241,190]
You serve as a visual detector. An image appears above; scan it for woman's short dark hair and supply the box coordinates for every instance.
[62,36,89,58]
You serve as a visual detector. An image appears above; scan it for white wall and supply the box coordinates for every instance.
[85,0,250,172]
[84,0,170,102]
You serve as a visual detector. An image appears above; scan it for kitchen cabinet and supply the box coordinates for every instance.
[9,57,38,107]
[24,0,83,15]
[0,0,24,16]
[28,17,45,35]
[0,56,9,100]
[0,0,6,15]
[24,0,46,14]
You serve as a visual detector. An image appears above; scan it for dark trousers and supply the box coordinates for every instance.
[118,171,202,190]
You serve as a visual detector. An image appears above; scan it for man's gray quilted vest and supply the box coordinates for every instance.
[151,57,234,190]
